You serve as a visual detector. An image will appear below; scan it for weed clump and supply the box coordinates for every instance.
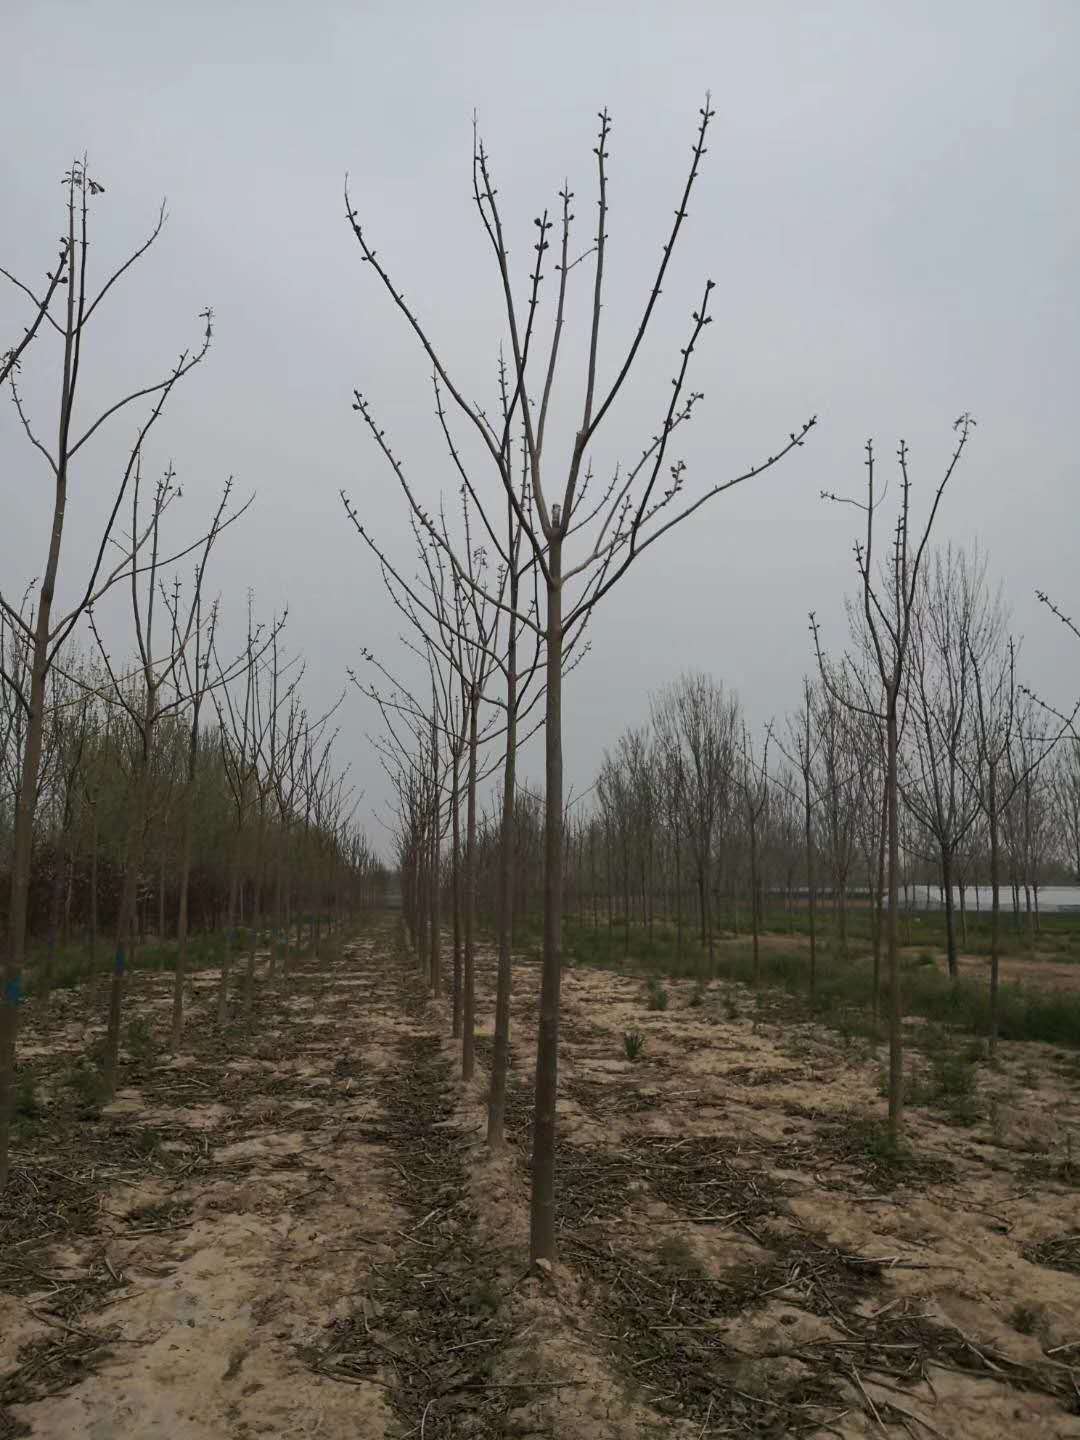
[125,1016,156,1063]
[65,1057,107,1111]
[1009,1302,1048,1339]
[624,1030,646,1062]
[645,976,669,1012]
[14,1072,41,1118]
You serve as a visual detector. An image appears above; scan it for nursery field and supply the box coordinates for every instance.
[2,913,1080,1439]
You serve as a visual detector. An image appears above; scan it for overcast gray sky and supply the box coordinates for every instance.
[3,0,1077,849]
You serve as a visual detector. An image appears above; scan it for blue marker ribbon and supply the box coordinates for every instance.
[3,979,21,1006]
[114,948,126,976]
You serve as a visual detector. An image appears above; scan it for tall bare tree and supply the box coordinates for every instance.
[1,160,214,1181]
[346,101,814,1261]
[815,416,975,1141]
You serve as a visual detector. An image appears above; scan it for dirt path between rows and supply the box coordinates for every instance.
[3,915,1080,1439]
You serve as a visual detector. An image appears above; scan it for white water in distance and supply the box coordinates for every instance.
[905,885,1080,914]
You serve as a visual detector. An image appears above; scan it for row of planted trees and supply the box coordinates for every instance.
[0,161,384,1189]
[569,555,1076,972]
[7,111,1076,1263]
[471,661,1079,973]
[341,102,1078,1265]
[0,628,384,1004]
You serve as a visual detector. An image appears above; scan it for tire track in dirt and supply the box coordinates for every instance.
[309,921,600,1438]
[314,926,695,1440]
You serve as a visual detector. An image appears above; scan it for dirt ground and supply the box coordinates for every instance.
[2,916,1079,1438]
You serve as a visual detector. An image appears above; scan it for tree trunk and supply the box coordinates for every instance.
[530,544,563,1264]
[942,845,958,980]
[0,587,53,1184]
[0,225,76,1189]
[244,813,266,1020]
[749,820,761,986]
[988,760,1002,1056]
[429,717,441,997]
[170,773,198,1051]
[88,806,99,964]
[886,694,904,1142]
[674,827,683,963]
[487,609,519,1148]
[218,851,241,1027]
[462,694,479,1081]
[805,770,817,1001]
[104,707,155,1102]
[450,753,463,1038]
[872,779,886,1020]
[270,853,282,980]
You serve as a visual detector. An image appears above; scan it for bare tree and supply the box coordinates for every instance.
[815,416,975,1141]
[89,468,240,1097]
[899,545,1000,978]
[1050,739,1080,881]
[652,674,740,969]
[738,724,770,984]
[346,101,813,1261]
[0,161,213,1185]
[782,678,823,996]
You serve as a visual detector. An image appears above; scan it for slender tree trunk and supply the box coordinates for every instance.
[158,855,166,940]
[697,861,706,947]
[244,813,266,1020]
[674,828,683,963]
[0,226,77,1189]
[45,841,66,995]
[170,774,198,1050]
[270,852,282,980]
[622,847,631,958]
[62,834,76,949]
[805,769,817,1001]
[88,806,99,964]
[428,815,440,996]
[1024,880,1034,955]
[886,695,903,1141]
[749,821,761,986]
[872,779,886,1020]
[988,761,1002,1056]
[942,845,958,980]
[591,830,598,930]
[462,691,479,1081]
[530,546,563,1264]
[104,710,155,1102]
[282,867,292,982]
[488,612,519,1147]
[451,760,463,1039]
[218,849,241,1026]
[605,834,614,936]
[429,714,441,997]
[0,592,55,1188]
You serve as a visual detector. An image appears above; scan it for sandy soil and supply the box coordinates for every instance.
[2,917,1079,1438]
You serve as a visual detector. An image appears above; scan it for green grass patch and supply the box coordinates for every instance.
[556,918,1080,1051]
[24,933,230,997]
